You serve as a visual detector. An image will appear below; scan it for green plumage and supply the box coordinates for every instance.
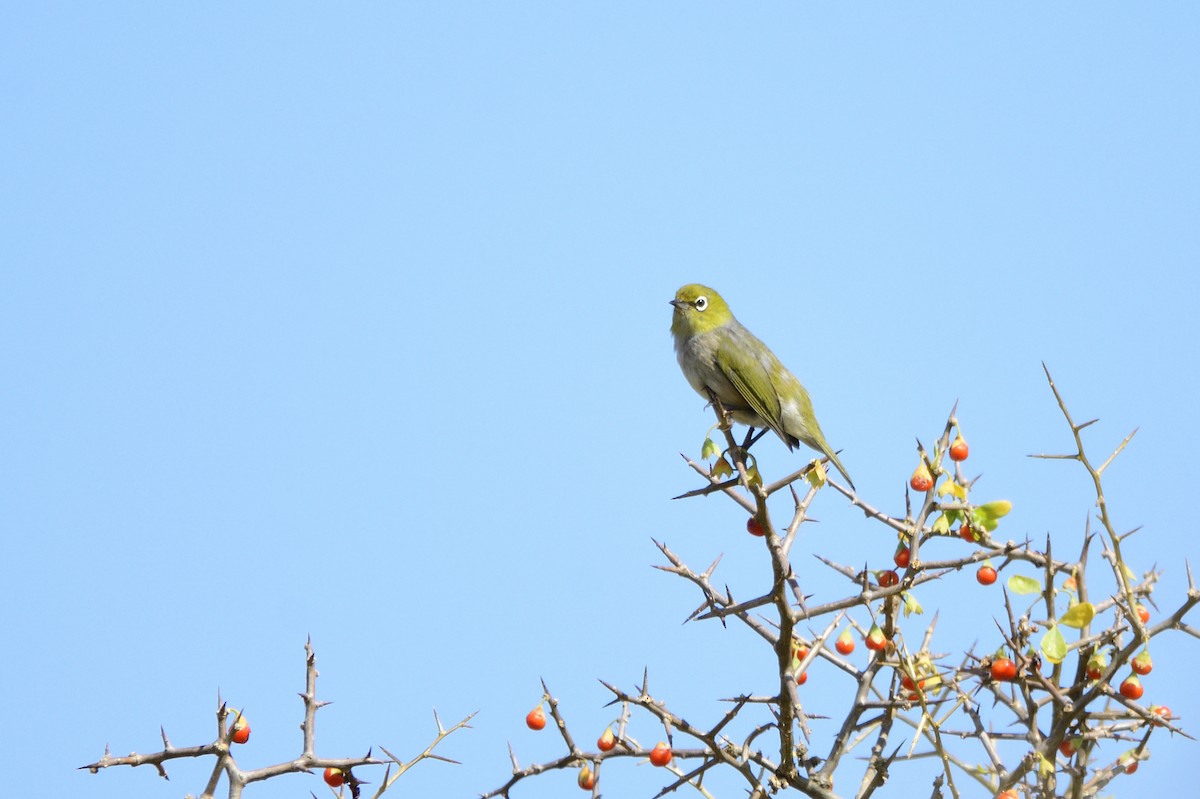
[670,284,854,488]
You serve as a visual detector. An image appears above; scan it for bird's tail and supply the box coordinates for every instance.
[824,448,855,491]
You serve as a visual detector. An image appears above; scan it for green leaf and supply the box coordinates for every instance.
[932,514,951,535]
[805,460,828,489]
[1041,625,1067,664]
[970,500,1012,532]
[711,456,733,479]
[937,479,966,500]
[902,591,924,617]
[745,464,763,489]
[1059,602,1095,630]
[1006,574,1041,595]
[700,437,719,461]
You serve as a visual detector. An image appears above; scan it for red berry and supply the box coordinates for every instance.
[1059,738,1078,757]
[1151,705,1172,726]
[746,517,764,537]
[323,768,344,788]
[835,629,855,655]
[230,715,250,744]
[1136,604,1150,624]
[1131,650,1153,676]
[796,670,808,685]
[949,434,969,462]
[1119,674,1144,700]
[976,565,998,586]
[649,741,673,767]
[959,524,976,542]
[1086,653,1107,681]
[878,570,899,588]
[893,545,911,569]
[577,765,595,790]
[865,624,888,652]
[526,705,547,730]
[997,790,1019,799]
[597,726,616,751]
[910,463,933,492]
[990,657,1018,682]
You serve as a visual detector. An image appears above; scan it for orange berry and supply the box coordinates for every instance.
[526,705,547,730]
[910,463,933,492]
[865,624,887,652]
[323,768,344,788]
[1119,674,1144,700]
[990,657,1017,682]
[597,726,616,751]
[230,715,250,744]
[649,741,672,767]
[949,434,969,462]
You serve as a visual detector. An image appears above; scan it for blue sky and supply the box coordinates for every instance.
[4,4,1199,798]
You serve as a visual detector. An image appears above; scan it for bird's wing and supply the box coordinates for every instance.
[717,326,791,446]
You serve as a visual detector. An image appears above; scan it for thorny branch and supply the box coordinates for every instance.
[81,639,472,799]
[484,368,1197,799]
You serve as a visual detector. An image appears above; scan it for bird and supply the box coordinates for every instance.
[669,283,854,488]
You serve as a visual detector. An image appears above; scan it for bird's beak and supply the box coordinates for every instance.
[669,299,686,309]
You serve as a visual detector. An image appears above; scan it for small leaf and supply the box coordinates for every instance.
[711,456,733,479]
[1041,625,1067,664]
[805,459,828,489]
[1006,574,1041,595]
[937,479,966,500]
[902,591,924,617]
[971,500,1012,532]
[701,437,719,461]
[745,464,763,489]
[931,514,951,535]
[1059,602,1095,630]
[1037,752,1055,778]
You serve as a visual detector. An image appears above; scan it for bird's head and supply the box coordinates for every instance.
[670,284,732,338]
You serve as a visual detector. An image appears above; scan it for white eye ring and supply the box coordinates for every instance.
[694,296,708,311]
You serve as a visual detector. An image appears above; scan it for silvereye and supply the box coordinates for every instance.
[670,284,854,488]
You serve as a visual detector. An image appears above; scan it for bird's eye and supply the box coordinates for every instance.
[694,296,708,311]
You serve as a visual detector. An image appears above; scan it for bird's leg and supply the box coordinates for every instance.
[704,389,734,434]
[706,391,752,473]
[742,427,769,450]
